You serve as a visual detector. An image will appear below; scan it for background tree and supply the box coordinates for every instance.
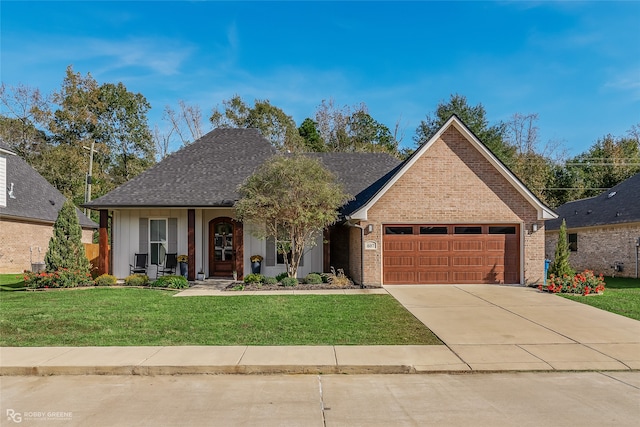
[298,117,325,152]
[311,99,401,156]
[548,219,574,278]
[210,95,303,152]
[0,83,52,166]
[48,66,155,205]
[44,200,91,274]
[414,94,515,165]
[235,155,352,278]
[163,100,205,146]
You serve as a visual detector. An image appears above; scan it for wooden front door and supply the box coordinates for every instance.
[209,217,243,278]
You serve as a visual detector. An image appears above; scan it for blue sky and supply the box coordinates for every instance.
[1,1,639,155]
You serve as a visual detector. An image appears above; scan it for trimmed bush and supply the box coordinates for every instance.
[152,275,189,289]
[125,274,149,287]
[275,272,289,282]
[244,273,264,284]
[305,273,322,284]
[281,277,298,287]
[24,269,94,289]
[95,274,117,286]
[263,276,278,285]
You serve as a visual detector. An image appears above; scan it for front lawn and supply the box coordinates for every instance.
[0,273,26,291]
[561,276,640,321]
[0,288,442,346]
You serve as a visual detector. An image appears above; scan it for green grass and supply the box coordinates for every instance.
[0,273,26,291]
[0,288,442,346]
[561,276,640,321]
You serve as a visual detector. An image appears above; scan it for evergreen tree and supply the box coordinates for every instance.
[548,219,574,277]
[44,200,91,274]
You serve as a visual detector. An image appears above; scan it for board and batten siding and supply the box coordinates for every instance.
[0,155,6,207]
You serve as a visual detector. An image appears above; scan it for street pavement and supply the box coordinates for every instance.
[1,372,639,426]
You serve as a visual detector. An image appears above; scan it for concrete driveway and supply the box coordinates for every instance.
[385,284,640,371]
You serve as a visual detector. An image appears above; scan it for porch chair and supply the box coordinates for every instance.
[157,253,178,278]
[129,253,148,275]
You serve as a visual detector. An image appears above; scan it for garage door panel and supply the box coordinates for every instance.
[384,271,416,284]
[418,271,449,283]
[419,241,449,251]
[486,256,505,267]
[486,240,506,251]
[453,241,484,251]
[384,241,414,251]
[453,271,484,282]
[384,256,415,267]
[418,256,449,266]
[452,256,483,266]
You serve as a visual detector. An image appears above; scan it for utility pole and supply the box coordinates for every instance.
[83,141,95,216]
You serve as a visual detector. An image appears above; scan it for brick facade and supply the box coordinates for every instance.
[0,218,94,273]
[353,126,546,286]
[545,223,640,278]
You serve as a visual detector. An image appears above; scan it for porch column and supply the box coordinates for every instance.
[188,209,195,281]
[98,210,109,275]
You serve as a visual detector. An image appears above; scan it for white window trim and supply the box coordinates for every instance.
[149,218,168,265]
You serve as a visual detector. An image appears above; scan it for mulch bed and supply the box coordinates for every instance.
[223,282,364,291]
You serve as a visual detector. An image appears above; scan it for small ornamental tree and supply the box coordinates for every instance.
[235,155,352,278]
[548,219,574,278]
[44,199,91,275]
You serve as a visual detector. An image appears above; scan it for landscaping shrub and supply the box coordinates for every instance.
[94,274,117,286]
[548,219,575,278]
[152,275,189,289]
[44,200,91,276]
[305,273,323,284]
[263,276,278,285]
[275,272,289,282]
[327,267,352,288]
[244,273,264,284]
[24,269,93,289]
[539,270,605,295]
[125,274,149,287]
[281,277,298,287]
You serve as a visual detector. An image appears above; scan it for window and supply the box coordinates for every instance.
[385,226,414,235]
[489,226,516,234]
[454,226,482,234]
[276,237,292,265]
[420,226,448,235]
[150,219,167,265]
[568,233,578,252]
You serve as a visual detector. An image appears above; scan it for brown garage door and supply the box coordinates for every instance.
[383,224,520,284]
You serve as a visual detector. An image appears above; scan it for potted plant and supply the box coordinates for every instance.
[177,255,188,278]
[197,269,205,281]
[250,255,263,274]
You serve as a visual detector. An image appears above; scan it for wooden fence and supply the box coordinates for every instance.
[83,243,110,274]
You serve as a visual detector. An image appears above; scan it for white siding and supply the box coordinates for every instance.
[0,155,6,207]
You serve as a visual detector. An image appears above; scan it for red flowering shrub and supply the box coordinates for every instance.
[24,268,94,289]
[539,270,605,296]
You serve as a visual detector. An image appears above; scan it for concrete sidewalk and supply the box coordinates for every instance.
[1,285,639,375]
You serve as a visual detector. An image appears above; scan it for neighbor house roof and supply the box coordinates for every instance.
[347,115,558,221]
[0,143,97,228]
[546,172,640,230]
[86,128,402,210]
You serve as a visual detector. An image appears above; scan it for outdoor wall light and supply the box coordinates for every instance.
[531,223,538,232]
[366,224,374,234]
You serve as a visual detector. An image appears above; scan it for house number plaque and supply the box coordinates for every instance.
[365,241,377,250]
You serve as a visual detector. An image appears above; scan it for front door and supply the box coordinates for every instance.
[209,217,243,278]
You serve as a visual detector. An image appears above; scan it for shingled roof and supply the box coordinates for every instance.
[86,128,402,211]
[546,172,640,230]
[0,143,97,228]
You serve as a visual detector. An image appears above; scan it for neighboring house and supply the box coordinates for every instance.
[0,143,98,274]
[86,116,557,285]
[545,172,640,278]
